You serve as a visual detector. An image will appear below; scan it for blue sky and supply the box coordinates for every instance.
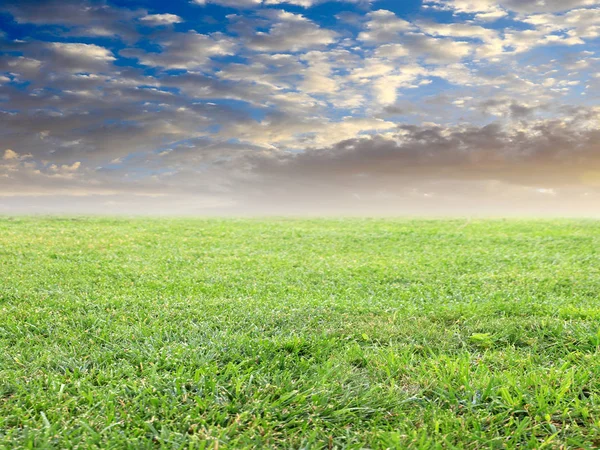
[0,0,599,214]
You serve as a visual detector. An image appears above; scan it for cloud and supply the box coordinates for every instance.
[417,21,499,43]
[0,56,42,79]
[523,8,600,40]
[502,0,599,14]
[0,0,599,214]
[191,0,262,6]
[357,10,414,43]
[424,0,599,17]
[45,43,116,72]
[192,0,372,7]
[140,14,183,26]
[244,111,600,192]
[373,65,428,104]
[49,161,81,173]
[374,44,409,59]
[3,149,19,160]
[358,11,475,63]
[246,11,338,52]
[120,31,235,69]
[298,51,343,94]
[404,33,474,63]
[219,115,397,148]
[6,0,142,41]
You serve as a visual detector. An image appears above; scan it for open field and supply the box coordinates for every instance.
[1,218,600,449]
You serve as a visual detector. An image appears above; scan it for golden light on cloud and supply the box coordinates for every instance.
[3,149,19,160]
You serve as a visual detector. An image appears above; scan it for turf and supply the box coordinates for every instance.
[1,218,600,449]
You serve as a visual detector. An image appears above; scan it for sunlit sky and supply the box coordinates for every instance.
[1,0,599,215]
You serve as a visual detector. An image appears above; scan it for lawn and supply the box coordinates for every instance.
[1,217,600,449]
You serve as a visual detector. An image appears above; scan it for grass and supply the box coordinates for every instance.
[1,217,600,449]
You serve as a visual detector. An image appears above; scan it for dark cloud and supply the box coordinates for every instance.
[232,114,600,207]
[4,0,143,41]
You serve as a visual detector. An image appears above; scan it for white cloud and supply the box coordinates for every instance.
[350,58,395,80]
[46,43,115,72]
[358,10,413,43]
[300,51,339,94]
[247,11,337,52]
[423,0,507,21]
[372,64,427,104]
[140,13,183,25]
[192,0,371,7]
[120,31,235,69]
[418,21,498,42]
[49,43,115,61]
[191,0,262,6]
[374,44,409,59]
[523,8,600,40]
[424,0,599,16]
[403,33,474,63]
[220,116,397,148]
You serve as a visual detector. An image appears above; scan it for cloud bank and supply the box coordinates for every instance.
[0,0,599,215]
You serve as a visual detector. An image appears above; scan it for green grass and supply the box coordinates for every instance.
[1,217,600,449]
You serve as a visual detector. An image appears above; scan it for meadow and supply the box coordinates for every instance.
[1,217,600,449]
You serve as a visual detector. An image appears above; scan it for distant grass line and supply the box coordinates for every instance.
[1,217,600,448]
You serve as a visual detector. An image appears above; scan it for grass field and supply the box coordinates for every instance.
[1,218,600,449]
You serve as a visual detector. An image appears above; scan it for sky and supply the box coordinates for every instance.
[0,0,599,215]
